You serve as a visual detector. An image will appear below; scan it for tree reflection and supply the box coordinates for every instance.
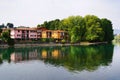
[0,44,114,72]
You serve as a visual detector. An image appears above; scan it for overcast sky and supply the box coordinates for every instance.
[0,0,120,29]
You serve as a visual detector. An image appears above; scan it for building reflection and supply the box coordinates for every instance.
[52,50,60,59]
[11,53,22,62]
[10,49,62,62]
[41,49,61,59]
[10,49,39,62]
[28,50,38,60]
[1,44,114,72]
[41,50,47,59]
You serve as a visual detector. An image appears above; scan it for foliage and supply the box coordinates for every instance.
[0,23,14,28]
[41,38,54,43]
[0,24,5,28]
[0,28,2,33]
[84,15,104,42]
[114,34,120,42]
[37,24,41,27]
[101,18,114,42]
[61,16,86,43]
[1,30,10,42]
[41,38,47,42]
[7,38,14,46]
[38,15,114,43]
[49,38,54,42]
[70,26,80,43]
[61,39,66,44]
[40,19,61,30]
[1,29,14,46]
[7,23,14,28]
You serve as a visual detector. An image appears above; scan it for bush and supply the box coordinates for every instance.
[7,38,14,46]
[49,38,54,42]
[61,39,66,44]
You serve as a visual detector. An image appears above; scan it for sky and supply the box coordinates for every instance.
[0,0,120,30]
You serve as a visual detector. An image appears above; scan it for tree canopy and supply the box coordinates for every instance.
[7,23,14,28]
[0,24,5,28]
[1,29,14,46]
[0,23,14,28]
[38,15,114,43]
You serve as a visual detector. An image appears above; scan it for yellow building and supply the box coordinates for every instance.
[52,30,67,39]
[42,30,68,40]
[42,30,52,38]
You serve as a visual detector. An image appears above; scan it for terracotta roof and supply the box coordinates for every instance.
[42,30,53,32]
[11,27,47,31]
[53,30,66,32]
[42,30,67,33]
[37,27,47,30]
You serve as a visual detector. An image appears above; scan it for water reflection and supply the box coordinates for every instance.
[0,44,114,72]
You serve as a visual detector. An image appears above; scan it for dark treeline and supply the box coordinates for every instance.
[0,23,14,28]
[39,15,114,43]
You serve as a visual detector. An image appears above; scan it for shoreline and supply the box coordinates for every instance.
[0,42,108,48]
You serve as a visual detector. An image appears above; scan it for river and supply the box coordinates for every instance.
[0,44,120,80]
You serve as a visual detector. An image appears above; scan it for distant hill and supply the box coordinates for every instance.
[114,29,120,35]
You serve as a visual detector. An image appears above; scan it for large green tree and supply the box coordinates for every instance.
[1,30,14,46]
[40,19,61,30]
[84,15,104,42]
[61,16,85,42]
[101,18,114,42]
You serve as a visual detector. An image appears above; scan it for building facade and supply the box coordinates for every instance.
[10,27,68,41]
[10,27,47,40]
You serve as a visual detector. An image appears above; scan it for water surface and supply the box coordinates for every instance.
[0,44,120,80]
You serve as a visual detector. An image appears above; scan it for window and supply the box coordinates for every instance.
[17,34,21,37]
[30,30,36,33]
[61,32,64,36]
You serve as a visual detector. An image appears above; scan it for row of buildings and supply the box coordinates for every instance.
[10,49,63,62]
[1,27,68,42]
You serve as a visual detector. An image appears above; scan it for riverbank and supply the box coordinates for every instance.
[0,42,108,48]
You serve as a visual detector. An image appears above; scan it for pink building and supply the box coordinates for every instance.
[10,53,23,62]
[10,27,46,40]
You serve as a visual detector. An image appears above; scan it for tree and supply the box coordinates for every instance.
[101,18,114,42]
[37,24,41,27]
[7,38,14,46]
[0,28,2,33]
[38,15,114,43]
[7,23,14,28]
[40,19,61,30]
[114,35,120,42]
[1,30,10,42]
[0,24,5,28]
[70,26,80,43]
[1,29,14,46]
[84,15,104,42]
[61,16,85,42]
